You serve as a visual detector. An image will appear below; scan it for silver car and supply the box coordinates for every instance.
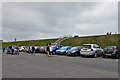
[80,44,103,58]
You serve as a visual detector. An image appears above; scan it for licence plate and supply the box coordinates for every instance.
[106,54,112,56]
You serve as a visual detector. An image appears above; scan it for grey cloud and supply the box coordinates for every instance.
[2,2,118,41]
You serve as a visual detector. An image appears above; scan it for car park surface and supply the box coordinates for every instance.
[2,52,118,78]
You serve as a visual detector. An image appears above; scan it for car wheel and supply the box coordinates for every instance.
[75,53,78,56]
[81,55,85,57]
[52,51,54,55]
[102,55,106,58]
[78,52,80,56]
[94,53,97,58]
[81,55,83,57]
[115,54,119,59]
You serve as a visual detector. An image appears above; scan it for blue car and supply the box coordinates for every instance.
[51,44,62,54]
[56,46,72,55]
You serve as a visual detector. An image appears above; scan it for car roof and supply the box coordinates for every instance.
[72,46,80,48]
[105,46,116,48]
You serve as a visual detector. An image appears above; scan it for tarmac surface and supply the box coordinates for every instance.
[2,52,118,78]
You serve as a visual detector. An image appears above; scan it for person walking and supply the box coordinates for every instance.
[49,43,53,57]
[46,43,50,57]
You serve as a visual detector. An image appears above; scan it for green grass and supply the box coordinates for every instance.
[2,34,120,49]
[61,34,120,49]
[2,38,58,48]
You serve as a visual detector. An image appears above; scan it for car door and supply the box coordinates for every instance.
[93,44,102,55]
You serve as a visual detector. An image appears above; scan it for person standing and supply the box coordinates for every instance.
[109,32,112,35]
[7,47,11,54]
[11,46,14,55]
[32,46,35,54]
[49,43,53,57]
[14,46,19,55]
[46,43,50,56]
[2,47,5,53]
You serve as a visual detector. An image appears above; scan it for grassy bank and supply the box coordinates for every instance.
[61,34,120,49]
[2,34,120,49]
[2,38,57,48]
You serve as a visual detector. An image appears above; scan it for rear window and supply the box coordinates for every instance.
[82,45,91,49]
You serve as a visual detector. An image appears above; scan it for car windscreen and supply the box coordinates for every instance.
[70,47,78,51]
[82,45,91,49]
[40,46,46,49]
[51,45,57,48]
[104,47,115,50]
[60,47,69,50]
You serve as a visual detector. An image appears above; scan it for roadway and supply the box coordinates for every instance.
[2,52,118,78]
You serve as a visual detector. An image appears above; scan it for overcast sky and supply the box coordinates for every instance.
[2,2,118,42]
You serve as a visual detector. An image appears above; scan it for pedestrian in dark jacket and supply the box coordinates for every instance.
[2,47,5,53]
[49,43,53,57]
[46,43,50,56]
[11,46,14,55]
[32,46,35,54]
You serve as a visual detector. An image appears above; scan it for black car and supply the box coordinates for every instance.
[66,46,81,56]
[102,46,119,59]
[35,46,40,53]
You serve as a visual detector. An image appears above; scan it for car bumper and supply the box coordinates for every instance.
[103,53,116,57]
[67,52,77,56]
[80,51,94,56]
[56,51,66,55]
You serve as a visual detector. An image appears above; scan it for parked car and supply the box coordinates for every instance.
[14,47,19,55]
[56,46,72,55]
[35,46,40,53]
[51,44,62,54]
[66,46,81,56]
[39,46,47,53]
[26,46,33,53]
[80,44,103,58]
[19,46,26,52]
[102,46,119,59]
[24,46,30,52]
